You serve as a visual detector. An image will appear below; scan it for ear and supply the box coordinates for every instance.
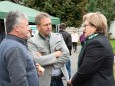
[36,25,40,31]
[14,26,20,32]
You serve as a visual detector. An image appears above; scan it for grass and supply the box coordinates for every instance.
[109,39,115,54]
[109,40,115,78]
[114,64,115,78]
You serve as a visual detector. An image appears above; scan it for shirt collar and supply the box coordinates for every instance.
[6,34,27,46]
[38,33,50,40]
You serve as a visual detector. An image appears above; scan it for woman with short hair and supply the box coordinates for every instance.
[69,12,115,86]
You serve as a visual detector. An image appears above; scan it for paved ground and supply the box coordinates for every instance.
[63,45,82,86]
[70,45,82,77]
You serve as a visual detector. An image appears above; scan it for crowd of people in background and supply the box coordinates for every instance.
[0,11,115,86]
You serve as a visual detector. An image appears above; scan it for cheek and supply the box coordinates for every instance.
[85,29,91,36]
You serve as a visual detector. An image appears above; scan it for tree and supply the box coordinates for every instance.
[0,0,24,4]
[23,0,87,27]
[86,0,115,28]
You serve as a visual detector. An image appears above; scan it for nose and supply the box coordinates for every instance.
[82,27,85,32]
[47,25,50,29]
[28,26,31,30]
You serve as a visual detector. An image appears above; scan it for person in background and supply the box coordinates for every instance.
[69,12,115,86]
[0,11,39,86]
[79,31,86,46]
[71,30,79,52]
[59,23,72,79]
[27,12,70,86]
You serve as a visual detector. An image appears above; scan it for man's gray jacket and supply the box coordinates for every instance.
[28,32,70,86]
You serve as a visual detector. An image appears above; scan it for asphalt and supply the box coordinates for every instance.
[63,45,82,86]
[70,45,82,77]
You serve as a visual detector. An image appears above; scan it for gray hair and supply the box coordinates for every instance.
[6,11,28,33]
[35,12,50,25]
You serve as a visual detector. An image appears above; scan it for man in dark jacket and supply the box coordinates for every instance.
[59,23,72,79]
[0,11,39,86]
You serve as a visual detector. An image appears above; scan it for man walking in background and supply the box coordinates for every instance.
[59,23,72,79]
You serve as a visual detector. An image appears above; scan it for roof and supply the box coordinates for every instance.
[0,1,60,25]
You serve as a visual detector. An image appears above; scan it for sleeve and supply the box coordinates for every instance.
[27,39,57,66]
[53,34,70,68]
[67,34,72,48]
[5,48,29,86]
[27,34,70,68]
[71,40,105,86]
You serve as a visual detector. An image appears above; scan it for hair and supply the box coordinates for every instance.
[35,12,50,25]
[59,23,66,30]
[5,11,28,33]
[83,12,108,36]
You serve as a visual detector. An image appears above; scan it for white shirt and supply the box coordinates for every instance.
[71,33,79,42]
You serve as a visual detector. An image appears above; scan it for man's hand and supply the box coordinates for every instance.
[35,63,45,75]
[67,79,73,86]
[36,51,42,57]
[54,51,62,58]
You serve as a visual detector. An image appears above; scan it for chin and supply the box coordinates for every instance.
[46,32,51,35]
[84,33,87,37]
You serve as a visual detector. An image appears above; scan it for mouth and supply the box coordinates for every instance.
[47,30,51,32]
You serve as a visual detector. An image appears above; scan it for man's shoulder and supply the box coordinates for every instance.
[0,38,25,53]
[51,32,62,36]
[50,32,63,40]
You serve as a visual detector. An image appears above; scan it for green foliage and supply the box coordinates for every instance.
[8,0,114,28]
[114,64,115,79]
[86,0,115,28]
[110,39,115,54]
[23,0,87,27]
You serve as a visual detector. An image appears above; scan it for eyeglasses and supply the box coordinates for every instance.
[82,24,91,27]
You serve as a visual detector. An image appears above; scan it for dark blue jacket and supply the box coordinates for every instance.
[0,35,39,86]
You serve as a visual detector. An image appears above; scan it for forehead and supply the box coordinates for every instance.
[19,18,28,25]
[40,18,51,24]
[84,20,89,24]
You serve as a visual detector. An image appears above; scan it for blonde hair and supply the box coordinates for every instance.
[35,12,50,25]
[83,12,108,36]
